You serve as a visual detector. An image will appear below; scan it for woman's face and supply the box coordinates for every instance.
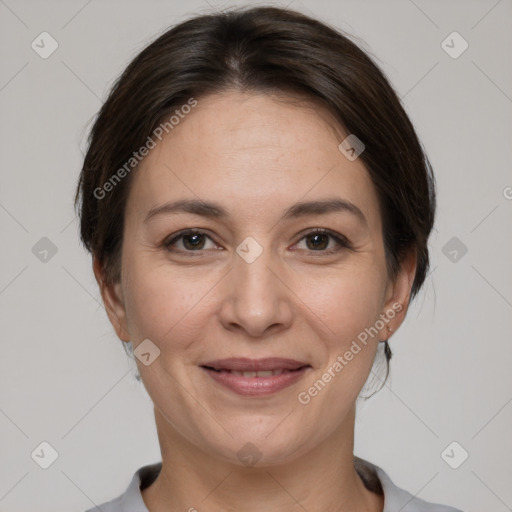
[99,91,413,466]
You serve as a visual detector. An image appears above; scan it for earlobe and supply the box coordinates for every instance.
[92,257,130,342]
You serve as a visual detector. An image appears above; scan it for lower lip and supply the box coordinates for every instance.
[201,367,309,396]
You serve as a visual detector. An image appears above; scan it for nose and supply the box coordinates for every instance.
[218,245,293,338]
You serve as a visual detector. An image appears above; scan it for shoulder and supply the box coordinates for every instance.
[84,495,122,512]
[83,462,161,512]
[355,457,464,512]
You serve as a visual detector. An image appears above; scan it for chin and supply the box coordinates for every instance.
[196,422,313,469]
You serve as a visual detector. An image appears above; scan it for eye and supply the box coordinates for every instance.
[162,228,351,255]
[293,229,351,254]
[163,229,218,253]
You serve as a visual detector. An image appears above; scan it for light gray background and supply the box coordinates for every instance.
[1,0,511,511]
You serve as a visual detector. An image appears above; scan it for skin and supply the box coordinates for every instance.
[94,90,416,512]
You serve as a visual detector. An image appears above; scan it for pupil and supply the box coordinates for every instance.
[308,234,327,250]
[184,234,204,250]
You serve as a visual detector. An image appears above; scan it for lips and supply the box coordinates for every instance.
[200,357,309,372]
[200,358,311,396]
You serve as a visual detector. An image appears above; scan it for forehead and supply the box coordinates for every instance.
[127,91,382,232]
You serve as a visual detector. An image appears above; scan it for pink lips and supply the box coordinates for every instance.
[200,357,310,396]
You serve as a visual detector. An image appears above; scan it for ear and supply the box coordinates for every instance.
[93,256,130,342]
[380,248,418,338]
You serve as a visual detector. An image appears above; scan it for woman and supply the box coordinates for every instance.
[76,6,463,511]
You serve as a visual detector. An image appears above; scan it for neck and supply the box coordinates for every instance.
[142,406,383,512]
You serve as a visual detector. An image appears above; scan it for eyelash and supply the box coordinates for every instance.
[162,228,352,256]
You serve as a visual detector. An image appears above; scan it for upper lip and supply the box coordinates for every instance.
[201,357,309,371]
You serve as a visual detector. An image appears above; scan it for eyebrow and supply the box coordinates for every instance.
[144,198,367,226]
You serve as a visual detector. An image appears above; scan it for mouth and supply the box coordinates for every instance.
[200,358,311,396]
[203,368,301,377]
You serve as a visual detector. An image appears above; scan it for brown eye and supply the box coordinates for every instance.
[294,229,351,254]
[181,233,206,250]
[163,230,216,252]
[305,232,329,250]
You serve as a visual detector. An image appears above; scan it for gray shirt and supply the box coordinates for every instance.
[85,457,463,512]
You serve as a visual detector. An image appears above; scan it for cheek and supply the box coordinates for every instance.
[298,261,386,397]
[300,262,386,341]
[121,254,218,349]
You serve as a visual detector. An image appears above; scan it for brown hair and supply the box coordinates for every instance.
[74,6,436,380]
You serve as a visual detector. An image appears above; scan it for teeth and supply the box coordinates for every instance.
[229,369,286,377]
[256,370,274,377]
